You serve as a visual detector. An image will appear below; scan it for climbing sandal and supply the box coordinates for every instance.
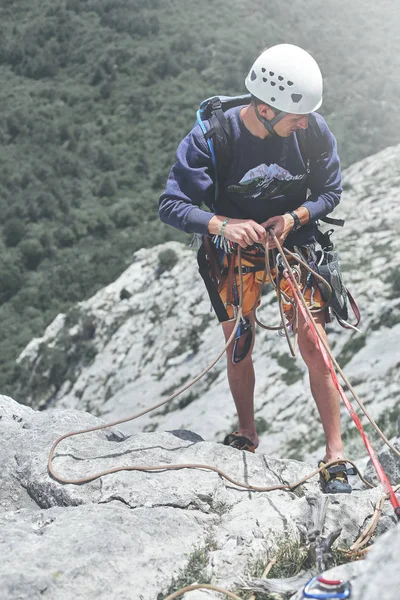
[318,460,354,494]
[223,431,256,453]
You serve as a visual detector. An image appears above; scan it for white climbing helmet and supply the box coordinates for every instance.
[245,44,323,114]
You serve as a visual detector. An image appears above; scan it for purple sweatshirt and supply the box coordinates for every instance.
[159,106,342,247]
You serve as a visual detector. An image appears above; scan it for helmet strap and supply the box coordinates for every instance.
[254,103,287,136]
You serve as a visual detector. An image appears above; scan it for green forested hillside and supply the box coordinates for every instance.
[1,0,399,396]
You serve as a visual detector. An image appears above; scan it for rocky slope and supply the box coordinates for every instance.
[13,144,400,466]
[1,394,399,600]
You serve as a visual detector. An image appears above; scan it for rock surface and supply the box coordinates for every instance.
[1,394,399,599]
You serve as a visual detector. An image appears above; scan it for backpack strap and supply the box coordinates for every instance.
[203,97,232,141]
[296,113,319,174]
[196,95,251,208]
[296,116,345,228]
[199,95,252,119]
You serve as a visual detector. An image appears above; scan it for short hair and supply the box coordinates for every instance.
[251,94,271,109]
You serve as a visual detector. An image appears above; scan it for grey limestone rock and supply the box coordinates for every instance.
[364,436,400,486]
[1,394,397,600]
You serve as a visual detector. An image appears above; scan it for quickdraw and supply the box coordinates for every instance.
[303,576,351,599]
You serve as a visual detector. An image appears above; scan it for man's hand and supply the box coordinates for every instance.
[261,214,294,249]
[208,216,267,248]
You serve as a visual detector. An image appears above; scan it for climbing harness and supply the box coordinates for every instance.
[303,577,351,599]
[224,250,254,364]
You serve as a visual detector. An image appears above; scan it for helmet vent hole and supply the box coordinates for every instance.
[291,93,303,103]
[279,86,285,91]
[269,71,274,76]
[263,78,268,83]
[271,97,276,102]
[270,81,276,87]
[278,75,284,81]
[287,80,294,86]
[261,68,266,73]
[250,70,257,81]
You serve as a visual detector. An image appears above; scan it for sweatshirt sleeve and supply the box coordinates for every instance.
[302,115,342,222]
[158,125,216,235]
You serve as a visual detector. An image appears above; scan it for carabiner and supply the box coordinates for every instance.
[275,252,286,272]
[308,286,316,310]
[232,317,252,364]
[224,302,238,320]
[303,576,351,599]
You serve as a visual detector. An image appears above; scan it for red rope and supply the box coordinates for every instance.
[283,269,400,516]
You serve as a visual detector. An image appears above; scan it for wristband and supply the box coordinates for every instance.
[288,211,301,232]
[220,218,229,237]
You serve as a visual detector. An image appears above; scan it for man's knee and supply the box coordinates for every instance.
[299,337,327,368]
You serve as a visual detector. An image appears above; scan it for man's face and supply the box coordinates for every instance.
[273,112,309,137]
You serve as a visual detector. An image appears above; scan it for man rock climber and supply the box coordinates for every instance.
[159,44,351,493]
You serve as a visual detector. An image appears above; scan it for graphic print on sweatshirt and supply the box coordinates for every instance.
[227,163,306,200]
[219,162,308,224]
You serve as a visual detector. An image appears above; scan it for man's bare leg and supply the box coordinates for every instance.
[222,311,259,448]
[297,311,344,462]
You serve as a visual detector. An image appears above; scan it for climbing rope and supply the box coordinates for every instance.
[47,234,399,498]
[47,246,375,489]
[47,234,400,598]
[272,232,399,517]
